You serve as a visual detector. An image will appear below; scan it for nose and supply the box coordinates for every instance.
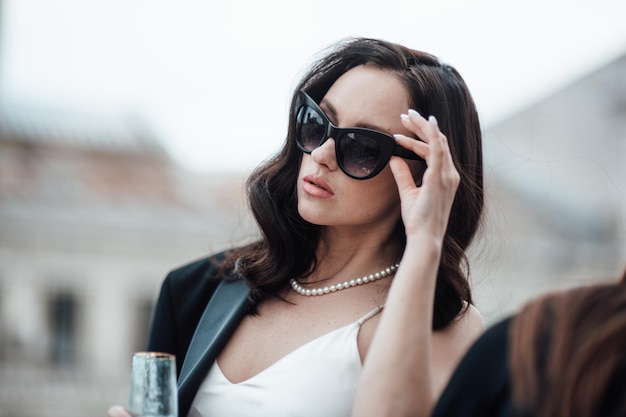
[310,137,338,172]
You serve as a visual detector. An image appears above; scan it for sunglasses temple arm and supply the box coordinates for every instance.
[393,145,424,161]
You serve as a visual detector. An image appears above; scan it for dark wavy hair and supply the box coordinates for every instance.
[221,37,483,330]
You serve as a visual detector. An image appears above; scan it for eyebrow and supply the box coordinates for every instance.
[320,98,392,134]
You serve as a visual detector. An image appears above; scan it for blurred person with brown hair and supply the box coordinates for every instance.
[431,268,626,417]
[511,273,626,416]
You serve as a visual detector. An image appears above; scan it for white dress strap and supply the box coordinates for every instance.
[357,305,384,326]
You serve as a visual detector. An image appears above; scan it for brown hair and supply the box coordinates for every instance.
[510,269,626,417]
[223,37,484,330]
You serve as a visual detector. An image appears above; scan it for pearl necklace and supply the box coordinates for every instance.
[289,263,400,296]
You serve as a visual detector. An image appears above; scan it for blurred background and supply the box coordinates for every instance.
[0,0,625,416]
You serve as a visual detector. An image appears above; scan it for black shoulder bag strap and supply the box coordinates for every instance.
[177,277,250,417]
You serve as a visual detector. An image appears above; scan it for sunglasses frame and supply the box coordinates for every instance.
[295,91,423,180]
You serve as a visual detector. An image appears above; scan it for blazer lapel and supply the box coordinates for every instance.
[177,278,250,417]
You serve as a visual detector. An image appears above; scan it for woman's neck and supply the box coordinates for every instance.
[309,225,403,284]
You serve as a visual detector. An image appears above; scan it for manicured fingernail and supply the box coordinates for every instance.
[408,109,420,117]
[428,115,438,126]
[393,134,403,141]
[400,114,409,121]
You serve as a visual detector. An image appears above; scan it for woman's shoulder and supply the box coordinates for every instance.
[434,304,485,356]
[432,317,513,417]
[431,304,485,394]
[448,303,484,340]
[453,315,511,369]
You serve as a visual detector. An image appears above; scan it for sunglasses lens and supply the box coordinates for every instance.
[338,133,381,178]
[297,106,326,151]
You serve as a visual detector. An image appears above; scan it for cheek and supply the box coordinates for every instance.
[372,167,401,200]
[296,163,306,201]
[298,153,314,175]
[352,168,401,214]
[296,156,309,187]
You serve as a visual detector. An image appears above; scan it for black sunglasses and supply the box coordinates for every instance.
[295,91,424,180]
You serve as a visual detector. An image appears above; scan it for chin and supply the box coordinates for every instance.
[297,205,324,226]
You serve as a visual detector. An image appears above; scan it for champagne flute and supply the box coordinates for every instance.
[128,352,178,417]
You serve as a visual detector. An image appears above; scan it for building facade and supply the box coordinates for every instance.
[0,107,255,417]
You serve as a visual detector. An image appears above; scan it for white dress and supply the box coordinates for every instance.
[188,306,383,417]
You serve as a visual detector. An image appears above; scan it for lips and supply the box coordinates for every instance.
[302,175,334,198]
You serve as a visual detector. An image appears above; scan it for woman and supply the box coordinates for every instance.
[431,269,626,417]
[109,37,485,417]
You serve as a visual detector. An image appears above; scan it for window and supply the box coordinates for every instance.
[48,291,77,365]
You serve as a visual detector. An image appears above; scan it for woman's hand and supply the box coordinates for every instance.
[352,110,461,417]
[390,110,460,241]
[107,405,131,417]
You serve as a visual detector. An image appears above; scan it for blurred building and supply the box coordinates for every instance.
[472,51,626,321]
[0,106,256,417]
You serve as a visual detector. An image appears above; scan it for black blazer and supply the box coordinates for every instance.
[147,254,250,417]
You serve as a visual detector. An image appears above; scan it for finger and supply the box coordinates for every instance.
[389,156,418,195]
[427,115,452,160]
[399,112,458,190]
[108,405,131,417]
[400,109,440,144]
[424,120,460,189]
[428,118,457,177]
[396,120,445,172]
[393,133,429,160]
[423,116,453,171]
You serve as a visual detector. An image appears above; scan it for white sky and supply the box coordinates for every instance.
[2,0,626,173]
